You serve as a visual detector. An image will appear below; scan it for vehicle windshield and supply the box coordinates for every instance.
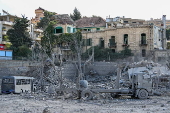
[1,84,14,92]
[1,78,15,93]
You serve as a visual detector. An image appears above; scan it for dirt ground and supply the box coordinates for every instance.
[0,93,170,113]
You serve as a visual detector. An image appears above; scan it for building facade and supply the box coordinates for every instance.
[81,24,166,58]
[31,7,45,25]
[29,23,43,42]
[52,14,76,34]
[0,11,43,49]
[31,7,76,34]
[0,14,16,46]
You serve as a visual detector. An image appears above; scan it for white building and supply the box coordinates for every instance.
[0,14,15,44]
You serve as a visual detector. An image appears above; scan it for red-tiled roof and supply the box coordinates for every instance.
[75,17,106,28]
[52,14,75,25]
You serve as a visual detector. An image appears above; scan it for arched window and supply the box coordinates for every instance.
[124,34,128,45]
[67,27,71,33]
[73,28,76,33]
[54,26,63,34]
[141,33,146,44]
[109,36,116,47]
[100,38,104,48]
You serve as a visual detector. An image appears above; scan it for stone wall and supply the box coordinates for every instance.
[62,63,77,79]
[1,52,170,80]
[154,50,170,65]
[0,60,41,68]
[85,62,118,76]
[0,60,41,78]
[0,60,118,79]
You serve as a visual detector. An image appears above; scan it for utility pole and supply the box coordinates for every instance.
[40,53,44,91]
[162,15,167,49]
[92,42,94,62]
[92,31,94,62]
[115,65,121,89]
[59,53,63,90]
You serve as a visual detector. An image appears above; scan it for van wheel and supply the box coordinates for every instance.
[81,90,93,100]
[137,89,148,99]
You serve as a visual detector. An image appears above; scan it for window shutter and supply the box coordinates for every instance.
[89,38,92,46]
[109,39,114,46]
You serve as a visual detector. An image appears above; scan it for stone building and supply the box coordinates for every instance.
[29,8,168,62]
[0,9,43,51]
[31,7,76,34]
[146,17,170,28]
[31,7,46,25]
[81,16,166,58]
[29,23,43,42]
[106,16,145,28]
[52,14,76,61]
[0,13,16,45]
[52,14,76,34]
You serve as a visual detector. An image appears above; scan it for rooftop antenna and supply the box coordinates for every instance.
[2,9,10,15]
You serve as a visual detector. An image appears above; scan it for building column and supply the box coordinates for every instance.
[106,23,108,28]
[7,16,9,22]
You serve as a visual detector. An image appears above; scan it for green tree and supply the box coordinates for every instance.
[82,46,133,61]
[58,31,84,83]
[37,11,57,57]
[70,7,82,21]
[121,47,133,57]
[18,45,31,57]
[37,11,56,30]
[7,15,32,57]
[167,42,170,49]
[57,31,82,53]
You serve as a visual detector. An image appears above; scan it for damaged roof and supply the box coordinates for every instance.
[75,17,106,28]
[52,14,75,25]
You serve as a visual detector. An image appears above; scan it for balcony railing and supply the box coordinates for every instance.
[139,40,147,46]
[122,44,129,47]
[1,21,13,26]
[108,42,117,48]
[2,31,7,35]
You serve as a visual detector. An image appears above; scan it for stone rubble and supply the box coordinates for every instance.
[1,59,170,113]
[18,60,170,102]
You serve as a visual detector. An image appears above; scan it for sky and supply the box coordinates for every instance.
[0,0,169,20]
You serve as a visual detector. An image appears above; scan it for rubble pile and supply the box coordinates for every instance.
[22,59,170,100]
[85,73,116,89]
[85,60,170,92]
[24,58,78,94]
